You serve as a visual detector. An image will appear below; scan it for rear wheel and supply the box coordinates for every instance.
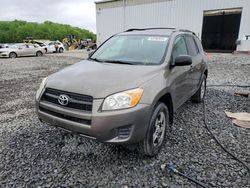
[36,51,43,57]
[191,74,206,103]
[139,102,169,156]
[59,47,64,53]
[9,52,17,58]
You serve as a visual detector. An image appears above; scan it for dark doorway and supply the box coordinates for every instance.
[201,9,242,52]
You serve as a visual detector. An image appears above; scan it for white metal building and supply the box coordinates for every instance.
[95,0,250,52]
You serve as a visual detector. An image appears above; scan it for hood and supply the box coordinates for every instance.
[46,60,161,98]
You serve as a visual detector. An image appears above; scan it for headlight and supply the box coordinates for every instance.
[35,77,47,100]
[102,88,143,111]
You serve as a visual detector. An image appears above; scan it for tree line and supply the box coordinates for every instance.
[0,20,96,43]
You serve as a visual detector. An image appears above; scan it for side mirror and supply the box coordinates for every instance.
[173,55,192,66]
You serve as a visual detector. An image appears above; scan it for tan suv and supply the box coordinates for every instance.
[35,28,208,156]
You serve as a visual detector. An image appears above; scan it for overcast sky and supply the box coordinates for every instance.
[0,0,97,33]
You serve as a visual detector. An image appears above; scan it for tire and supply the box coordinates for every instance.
[9,52,17,58]
[139,102,169,156]
[59,48,64,53]
[191,74,207,103]
[36,51,43,57]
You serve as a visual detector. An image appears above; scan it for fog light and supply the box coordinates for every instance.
[118,126,132,139]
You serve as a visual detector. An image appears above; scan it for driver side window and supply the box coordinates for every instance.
[172,36,188,62]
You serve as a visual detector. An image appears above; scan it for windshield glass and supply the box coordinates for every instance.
[9,44,19,49]
[91,35,169,65]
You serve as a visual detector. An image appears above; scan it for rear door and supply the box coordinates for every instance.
[169,35,190,109]
[184,35,202,94]
[16,45,28,56]
[22,44,34,56]
[29,45,38,55]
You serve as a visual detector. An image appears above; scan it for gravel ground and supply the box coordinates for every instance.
[0,52,249,187]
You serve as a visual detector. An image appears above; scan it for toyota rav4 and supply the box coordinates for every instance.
[35,28,208,156]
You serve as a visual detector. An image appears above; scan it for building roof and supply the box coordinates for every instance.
[95,0,116,4]
[95,0,169,9]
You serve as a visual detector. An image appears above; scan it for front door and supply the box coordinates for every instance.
[169,35,191,109]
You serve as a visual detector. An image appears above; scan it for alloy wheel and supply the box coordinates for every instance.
[200,78,206,100]
[153,111,166,147]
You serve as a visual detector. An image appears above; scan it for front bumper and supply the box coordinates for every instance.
[0,52,8,57]
[35,99,151,144]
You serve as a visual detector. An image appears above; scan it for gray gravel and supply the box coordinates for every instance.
[0,52,249,187]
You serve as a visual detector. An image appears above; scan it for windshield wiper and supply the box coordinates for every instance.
[89,58,104,62]
[90,58,136,65]
[102,60,135,65]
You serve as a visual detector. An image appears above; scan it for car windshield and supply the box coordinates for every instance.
[9,44,19,49]
[90,35,169,65]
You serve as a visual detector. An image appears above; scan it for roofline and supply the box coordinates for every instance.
[124,28,196,35]
[95,0,116,4]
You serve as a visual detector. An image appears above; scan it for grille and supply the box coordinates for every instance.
[39,107,91,125]
[41,88,93,112]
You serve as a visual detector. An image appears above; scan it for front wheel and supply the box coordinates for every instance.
[139,102,169,156]
[59,48,64,53]
[36,51,43,57]
[191,74,206,103]
[9,52,17,58]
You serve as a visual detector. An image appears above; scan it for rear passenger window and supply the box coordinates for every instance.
[172,36,188,61]
[185,35,199,57]
[194,37,204,53]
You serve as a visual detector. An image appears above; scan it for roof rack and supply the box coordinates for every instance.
[126,27,176,32]
[178,29,196,35]
[125,28,196,35]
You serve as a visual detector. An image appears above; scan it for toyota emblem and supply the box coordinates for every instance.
[58,94,69,106]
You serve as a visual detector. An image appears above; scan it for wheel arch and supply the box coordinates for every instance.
[36,51,43,55]
[9,51,18,58]
[158,93,174,124]
[151,91,174,125]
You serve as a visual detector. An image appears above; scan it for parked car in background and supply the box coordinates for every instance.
[0,43,45,58]
[32,41,48,53]
[46,41,65,53]
[0,44,9,49]
[35,28,208,156]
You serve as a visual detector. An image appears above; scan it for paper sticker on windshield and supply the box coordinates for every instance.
[147,37,168,42]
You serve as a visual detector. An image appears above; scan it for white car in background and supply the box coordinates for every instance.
[46,41,65,53]
[0,44,9,49]
[0,43,45,58]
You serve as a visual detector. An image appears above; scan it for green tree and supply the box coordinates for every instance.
[0,20,96,43]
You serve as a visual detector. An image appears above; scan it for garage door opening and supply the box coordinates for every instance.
[201,8,242,53]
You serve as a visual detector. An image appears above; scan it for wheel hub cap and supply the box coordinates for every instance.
[153,111,166,147]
